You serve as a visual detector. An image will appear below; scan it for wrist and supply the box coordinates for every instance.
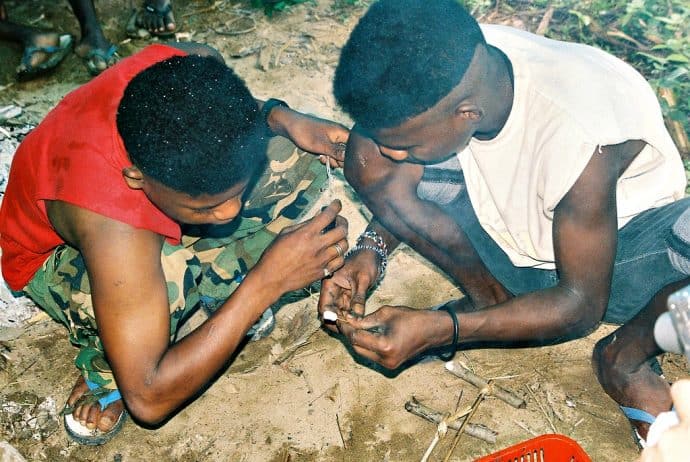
[261,98,290,138]
[435,302,459,360]
[346,229,388,285]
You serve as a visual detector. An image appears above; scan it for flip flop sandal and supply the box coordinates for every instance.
[620,405,656,449]
[62,379,127,446]
[126,2,176,39]
[16,34,74,81]
[82,45,119,76]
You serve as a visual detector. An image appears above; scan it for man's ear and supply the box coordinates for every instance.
[454,101,483,123]
[122,166,144,190]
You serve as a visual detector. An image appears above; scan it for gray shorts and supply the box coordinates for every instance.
[418,161,690,324]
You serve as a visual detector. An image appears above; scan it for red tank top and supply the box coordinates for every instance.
[0,44,186,291]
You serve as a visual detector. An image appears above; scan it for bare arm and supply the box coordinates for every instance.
[47,200,347,424]
[344,140,646,368]
[345,130,510,308]
[455,140,645,342]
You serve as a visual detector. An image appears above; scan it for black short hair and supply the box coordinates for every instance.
[117,55,267,196]
[334,0,486,130]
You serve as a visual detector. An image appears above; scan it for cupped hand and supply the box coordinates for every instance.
[338,305,453,370]
[254,200,348,296]
[317,246,380,332]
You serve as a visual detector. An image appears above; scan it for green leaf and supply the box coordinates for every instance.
[667,53,690,63]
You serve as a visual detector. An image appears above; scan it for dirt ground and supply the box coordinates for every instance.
[1,1,688,461]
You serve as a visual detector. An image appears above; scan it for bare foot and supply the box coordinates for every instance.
[138,0,175,35]
[18,32,66,72]
[73,33,117,76]
[66,375,125,432]
[593,334,672,440]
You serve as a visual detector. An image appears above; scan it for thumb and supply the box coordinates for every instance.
[671,379,690,422]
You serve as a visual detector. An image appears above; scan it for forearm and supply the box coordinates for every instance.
[369,195,510,307]
[460,285,598,345]
[423,285,599,353]
[121,271,278,423]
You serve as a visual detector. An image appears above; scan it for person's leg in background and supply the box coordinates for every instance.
[0,0,73,79]
[67,0,117,76]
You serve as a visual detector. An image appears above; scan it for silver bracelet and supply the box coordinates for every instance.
[345,229,388,284]
[358,230,388,255]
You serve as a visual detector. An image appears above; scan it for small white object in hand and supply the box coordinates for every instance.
[323,310,338,322]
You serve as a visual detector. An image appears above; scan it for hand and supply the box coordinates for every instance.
[318,248,380,331]
[253,200,349,296]
[639,380,690,462]
[339,306,454,369]
[272,108,349,168]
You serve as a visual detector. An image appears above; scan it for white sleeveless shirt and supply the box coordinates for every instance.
[458,25,686,269]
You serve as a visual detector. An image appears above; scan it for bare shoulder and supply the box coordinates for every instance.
[45,200,164,256]
[344,130,398,192]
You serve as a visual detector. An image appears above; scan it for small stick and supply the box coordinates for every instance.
[442,382,492,462]
[445,361,526,409]
[525,384,558,434]
[335,413,348,449]
[404,397,497,443]
[512,419,538,437]
[323,310,350,325]
[322,310,385,334]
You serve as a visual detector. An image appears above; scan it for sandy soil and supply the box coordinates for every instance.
[1,1,688,461]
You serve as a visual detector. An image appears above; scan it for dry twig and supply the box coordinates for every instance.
[445,361,526,409]
[658,87,690,157]
[525,384,557,433]
[536,5,554,35]
[335,413,347,449]
[442,382,492,462]
[404,397,497,443]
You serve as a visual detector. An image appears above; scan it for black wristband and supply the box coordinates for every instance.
[260,98,289,138]
[437,302,459,361]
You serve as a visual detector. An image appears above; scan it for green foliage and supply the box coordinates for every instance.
[465,0,689,155]
[250,0,311,16]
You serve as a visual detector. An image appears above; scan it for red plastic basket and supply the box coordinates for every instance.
[474,434,592,462]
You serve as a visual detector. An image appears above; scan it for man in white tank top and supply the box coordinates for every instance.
[321,0,690,448]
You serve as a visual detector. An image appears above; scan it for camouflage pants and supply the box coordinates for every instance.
[22,137,326,391]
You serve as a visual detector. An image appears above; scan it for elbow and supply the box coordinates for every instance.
[568,313,602,339]
[561,300,606,340]
[123,391,173,427]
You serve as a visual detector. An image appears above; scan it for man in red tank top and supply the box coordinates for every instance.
[0,42,349,444]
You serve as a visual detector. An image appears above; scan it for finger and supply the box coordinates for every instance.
[331,141,347,162]
[323,237,349,261]
[346,308,389,331]
[348,327,387,351]
[638,446,656,462]
[349,273,373,315]
[350,293,367,316]
[320,215,348,245]
[671,379,690,422]
[310,199,342,233]
[350,344,383,364]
